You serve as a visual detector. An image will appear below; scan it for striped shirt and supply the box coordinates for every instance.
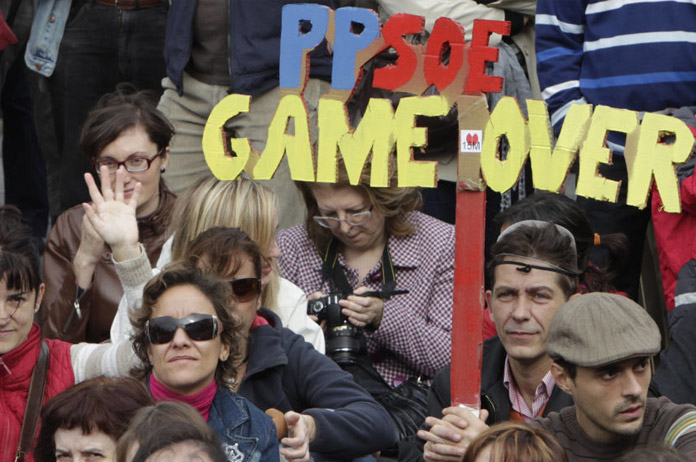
[503,356,556,423]
[536,0,696,135]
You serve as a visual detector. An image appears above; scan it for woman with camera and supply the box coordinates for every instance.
[276,160,455,440]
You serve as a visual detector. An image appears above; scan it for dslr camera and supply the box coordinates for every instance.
[307,292,364,365]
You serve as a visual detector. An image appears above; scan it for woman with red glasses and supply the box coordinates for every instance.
[124,227,396,461]
[128,265,279,462]
[42,84,176,344]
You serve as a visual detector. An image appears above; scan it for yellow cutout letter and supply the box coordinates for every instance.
[481,96,530,193]
[528,100,591,193]
[394,95,449,188]
[254,94,315,181]
[203,94,253,180]
[576,105,639,202]
[316,97,395,187]
[625,113,695,212]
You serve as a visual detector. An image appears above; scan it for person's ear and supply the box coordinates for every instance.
[485,290,495,323]
[159,146,170,170]
[219,342,230,362]
[551,362,574,395]
[569,292,582,301]
[34,283,46,313]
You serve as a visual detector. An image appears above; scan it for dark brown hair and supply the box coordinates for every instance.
[463,421,567,462]
[34,377,153,462]
[296,158,422,250]
[116,402,224,462]
[488,223,580,299]
[79,83,174,161]
[0,205,42,293]
[186,227,262,281]
[130,266,246,387]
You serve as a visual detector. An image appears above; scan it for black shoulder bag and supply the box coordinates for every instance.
[15,340,50,462]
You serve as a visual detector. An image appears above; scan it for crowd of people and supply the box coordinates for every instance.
[2,1,696,461]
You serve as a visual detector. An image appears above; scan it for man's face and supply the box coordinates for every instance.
[555,357,652,443]
[486,256,568,365]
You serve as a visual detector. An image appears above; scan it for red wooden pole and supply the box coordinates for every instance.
[450,94,488,410]
[450,188,485,409]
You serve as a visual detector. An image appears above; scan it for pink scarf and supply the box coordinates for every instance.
[150,375,217,421]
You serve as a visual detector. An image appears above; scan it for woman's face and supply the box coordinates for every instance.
[0,279,44,355]
[222,255,261,331]
[311,185,386,252]
[54,428,116,462]
[146,285,229,396]
[95,124,168,218]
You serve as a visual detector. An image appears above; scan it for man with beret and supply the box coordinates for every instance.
[540,292,696,461]
[406,221,578,461]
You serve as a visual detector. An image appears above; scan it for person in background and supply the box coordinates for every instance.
[34,376,153,462]
[42,85,176,344]
[25,0,168,220]
[483,191,628,339]
[461,421,567,462]
[0,204,141,462]
[404,221,577,462]
[116,401,225,462]
[158,0,335,230]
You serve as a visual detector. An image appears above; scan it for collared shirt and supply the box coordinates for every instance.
[503,356,556,422]
[277,211,454,387]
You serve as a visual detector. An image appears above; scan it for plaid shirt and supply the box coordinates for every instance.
[277,211,454,387]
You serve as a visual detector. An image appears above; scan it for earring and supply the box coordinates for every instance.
[160,167,166,173]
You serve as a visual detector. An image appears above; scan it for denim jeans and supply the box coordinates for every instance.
[48,1,168,217]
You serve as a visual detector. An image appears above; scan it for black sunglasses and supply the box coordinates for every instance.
[228,278,262,302]
[145,313,219,344]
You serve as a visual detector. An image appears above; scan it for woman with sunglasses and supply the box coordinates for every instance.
[118,226,394,461]
[277,160,454,431]
[105,174,323,352]
[128,265,279,462]
[42,84,176,344]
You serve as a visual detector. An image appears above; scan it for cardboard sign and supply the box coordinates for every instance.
[203,5,695,213]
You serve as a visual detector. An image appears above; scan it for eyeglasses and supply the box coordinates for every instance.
[145,313,219,344]
[228,278,262,302]
[313,207,373,229]
[92,147,165,174]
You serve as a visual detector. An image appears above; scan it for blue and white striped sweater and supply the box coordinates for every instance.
[536,0,696,137]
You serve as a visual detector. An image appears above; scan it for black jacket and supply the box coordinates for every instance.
[239,308,397,461]
[398,337,574,461]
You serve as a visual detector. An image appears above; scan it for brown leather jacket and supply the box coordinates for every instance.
[41,187,176,343]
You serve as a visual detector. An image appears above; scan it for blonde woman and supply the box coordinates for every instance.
[108,175,324,352]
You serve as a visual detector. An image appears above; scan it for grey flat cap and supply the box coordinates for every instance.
[546,292,661,367]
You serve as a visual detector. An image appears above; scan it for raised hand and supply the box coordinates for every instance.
[82,166,142,262]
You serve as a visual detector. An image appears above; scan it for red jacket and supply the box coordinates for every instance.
[0,324,74,461]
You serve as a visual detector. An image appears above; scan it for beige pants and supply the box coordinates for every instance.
[157,72,328,230]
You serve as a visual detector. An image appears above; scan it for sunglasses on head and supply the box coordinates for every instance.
[228,278,261,302]
[145,313,219,344]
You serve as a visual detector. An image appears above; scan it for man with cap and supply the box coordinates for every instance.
[404,221,579,461]
[540,292,696,461]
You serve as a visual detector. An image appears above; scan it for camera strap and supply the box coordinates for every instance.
[320,238,397,295]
